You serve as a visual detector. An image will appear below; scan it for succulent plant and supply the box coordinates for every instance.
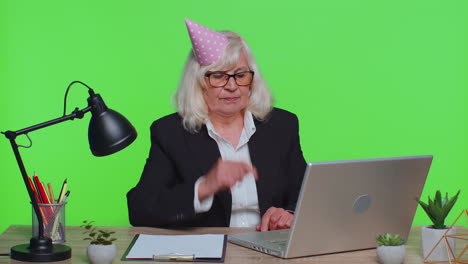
[415,190,460,229]
[80,220,116,245]
[376,233,406,246]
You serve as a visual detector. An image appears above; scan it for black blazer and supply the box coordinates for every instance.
[127,108,306,227]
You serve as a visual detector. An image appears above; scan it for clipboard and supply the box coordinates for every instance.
[121,234,227,262]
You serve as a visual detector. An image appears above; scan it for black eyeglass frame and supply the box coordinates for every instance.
[204,71,255,87]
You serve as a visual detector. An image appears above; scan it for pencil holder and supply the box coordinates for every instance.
[32,201,67,244]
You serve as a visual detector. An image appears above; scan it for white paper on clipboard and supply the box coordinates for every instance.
[125,234,225,259]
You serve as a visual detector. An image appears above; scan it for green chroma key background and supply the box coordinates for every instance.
[0,0,466,233]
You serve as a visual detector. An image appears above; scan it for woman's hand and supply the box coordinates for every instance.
[198,158,258,200]
[256,207,294,232]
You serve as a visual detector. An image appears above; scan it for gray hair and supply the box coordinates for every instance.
[173,31,273,133]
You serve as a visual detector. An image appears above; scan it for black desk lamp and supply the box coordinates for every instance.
[1,81,137,262]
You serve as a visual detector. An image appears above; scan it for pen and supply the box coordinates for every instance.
[58,179,68,203]
[27,176,41,202]
[51,190,69,241]
[47,183,55,203]
[33,174,51,204]
[33,173,54,224]
[39,181,51,204]
[32,173,44,203]
[62,190,70,203]
[152,254,195,261]
[28,175,48,221]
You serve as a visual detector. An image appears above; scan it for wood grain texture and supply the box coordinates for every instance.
[1,225,466,264]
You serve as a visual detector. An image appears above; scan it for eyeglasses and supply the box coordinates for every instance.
[204,71,254,87]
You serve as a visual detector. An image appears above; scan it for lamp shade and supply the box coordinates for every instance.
[87,92,137,156]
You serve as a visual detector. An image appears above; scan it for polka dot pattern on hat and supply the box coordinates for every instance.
[185,18,228,66]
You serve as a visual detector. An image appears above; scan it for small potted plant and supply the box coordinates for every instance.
[376,233,406,264]
[415,190,460,261]
[81,220,117,264]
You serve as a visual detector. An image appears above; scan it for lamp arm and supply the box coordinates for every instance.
[6,106,92,138]
[1,105,92,240]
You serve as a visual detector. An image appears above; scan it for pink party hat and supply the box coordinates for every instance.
[185,18,229,66]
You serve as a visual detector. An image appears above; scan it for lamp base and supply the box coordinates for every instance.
[10,237,71,262]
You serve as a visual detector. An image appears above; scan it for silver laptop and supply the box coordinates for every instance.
[228,155,433,258]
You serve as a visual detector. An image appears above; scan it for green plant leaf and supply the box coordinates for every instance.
[416,198,437,225]
[434,191,442,208]
[375,233,405,246]
[80,220,117,245]
[442,193,449,207]
[416,190,461,229]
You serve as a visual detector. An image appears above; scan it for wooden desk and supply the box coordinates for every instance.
[0,225,458,264]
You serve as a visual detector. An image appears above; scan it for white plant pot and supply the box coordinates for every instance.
[376,245,406,264]
[87,244,117,264]
[421,225,456,262]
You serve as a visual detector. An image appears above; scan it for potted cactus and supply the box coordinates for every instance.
[376,233,406,264]
[81,220,117,264]
[415,190,460,261]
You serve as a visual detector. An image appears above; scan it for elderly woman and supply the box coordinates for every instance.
[127,19,306,231]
